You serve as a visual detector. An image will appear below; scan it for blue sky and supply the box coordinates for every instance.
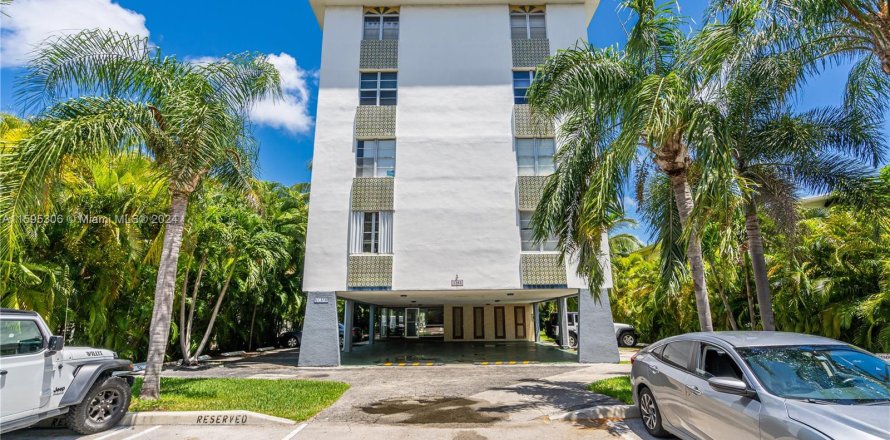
[1,1,886,240]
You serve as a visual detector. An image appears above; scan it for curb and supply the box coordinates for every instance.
[550,404,640,421]
[473,360,538,365]
[121,410,296,426]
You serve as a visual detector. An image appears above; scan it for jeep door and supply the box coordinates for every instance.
[0,318,46,420]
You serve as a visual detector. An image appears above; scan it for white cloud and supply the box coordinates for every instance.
[623,196,639,209]
[0,0,149,67]
[248,52,314,135]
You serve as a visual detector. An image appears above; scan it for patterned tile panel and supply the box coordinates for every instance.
[355,105,397,139]
[521,253,567,286]
[360,39,399,69]
[351,177,394,211]
[347,255,393,288]
[513,104,554,137]
[512,38,550,68]
[518,175,548,211]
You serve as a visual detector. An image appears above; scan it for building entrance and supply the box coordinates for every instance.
[379,306,444,339]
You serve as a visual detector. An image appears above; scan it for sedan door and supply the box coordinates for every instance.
[684,342,762,440]
[648,340,699,437]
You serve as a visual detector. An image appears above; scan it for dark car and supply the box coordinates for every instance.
[277,331,301,348]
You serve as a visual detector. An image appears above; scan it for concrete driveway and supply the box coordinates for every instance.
[11,348,660,439]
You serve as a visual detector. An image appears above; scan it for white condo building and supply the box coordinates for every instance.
[299,0,619,366]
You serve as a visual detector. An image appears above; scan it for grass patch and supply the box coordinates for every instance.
[587,376,633,404]
[538,330,556,343]
[130,377,349,421]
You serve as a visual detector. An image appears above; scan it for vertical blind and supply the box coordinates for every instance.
[349,211,392,254]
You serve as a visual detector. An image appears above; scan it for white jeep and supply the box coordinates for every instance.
[0,308,134,434]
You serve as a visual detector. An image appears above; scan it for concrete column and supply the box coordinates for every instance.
[342,299,354,353]
[297,292,340,367]
[578,288,620,363]
[368,304,376,345]
[557,297,569,348]
[533,302,541,343]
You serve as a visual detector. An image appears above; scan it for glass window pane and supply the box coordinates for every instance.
[510,14,528,39]
[0,320,43,356]
[364,16,381,40]
[529,15,546,38]
[382,16,399,40]
[542,237,559,252]
[361,72,378,82]
[356,158,375,177]
[379,91,397,105]
[537,158,555,175]
[360,96,378,106]
[381,72,397,81]
[537,138,555,154]
[517,139,535,155]
[514,88,528,104]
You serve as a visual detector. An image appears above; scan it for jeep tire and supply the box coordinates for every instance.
[66,376,131,434]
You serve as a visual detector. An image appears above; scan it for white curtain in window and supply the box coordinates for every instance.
[378,211,393,253]
[349,211,363,254]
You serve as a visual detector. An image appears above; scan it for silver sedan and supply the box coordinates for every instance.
[630,332,890,440]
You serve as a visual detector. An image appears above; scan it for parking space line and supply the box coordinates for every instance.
[92,427,130,440]
[281,423,308,440]
[119,425,160,440]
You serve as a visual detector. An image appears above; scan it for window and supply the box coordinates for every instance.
[516,138,555,176]
[363,8,399,40]
[452,307,464,339]
[360,72,397,106]
[0,319,44,356]
[513,71,534,104]
[349,211,393,254]
[357,140,396,177]
[473,307,485,339]
[661,340,695,371]
[510,6,546,39]
[698,344,743,380]
[520,211,558,252]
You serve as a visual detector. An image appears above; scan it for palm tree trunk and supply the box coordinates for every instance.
[745,201,776,331]
[192,265,235,361]
[141,191,190,400]
[248,301,258,352]
[669,174,714,332]
[743,255,757,329]
[182,255,206,363]
[178,258,190,363]
[716,281,738,331]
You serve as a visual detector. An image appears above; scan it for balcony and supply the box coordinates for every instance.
[520,253,567,287]
[351,177,394,211]
[360,39,398,70]
[355,105,396,139]
[511,38,549,68]
[347,255,393,288]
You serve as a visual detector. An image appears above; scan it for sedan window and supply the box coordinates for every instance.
[661,340,695,371]
[698,344,744,380]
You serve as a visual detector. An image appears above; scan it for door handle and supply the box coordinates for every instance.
[686,385,702,396]
[649,365,659,374]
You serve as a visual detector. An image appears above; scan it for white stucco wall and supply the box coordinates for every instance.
[392,4,520,291]
[303,6,362,292]
[304,2,610,292]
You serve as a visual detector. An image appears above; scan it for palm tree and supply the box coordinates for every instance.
[527,1,727,331]
[0,29,281,399]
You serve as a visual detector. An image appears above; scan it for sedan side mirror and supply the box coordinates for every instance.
[708,377,755,397]
[47,335,64,353]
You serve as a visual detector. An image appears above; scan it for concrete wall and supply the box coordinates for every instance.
[443,304,534,342]
[303,6,363,292]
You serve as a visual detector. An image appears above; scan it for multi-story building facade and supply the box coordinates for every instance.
[299,0,619,366]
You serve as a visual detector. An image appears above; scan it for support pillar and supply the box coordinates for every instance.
[578,288,620,363]
[342,299,354,353]
[557,297,569,348]
[297,292,340,367]
[368,304,376,345]
[533,302,541,343]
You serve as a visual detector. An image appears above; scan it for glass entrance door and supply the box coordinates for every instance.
[405,308,419,338]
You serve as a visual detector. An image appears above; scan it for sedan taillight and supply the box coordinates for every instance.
[630,352,638,365]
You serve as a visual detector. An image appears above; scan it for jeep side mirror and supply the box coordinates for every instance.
[47,335,64,352]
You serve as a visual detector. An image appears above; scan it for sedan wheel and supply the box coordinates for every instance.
[286,336,299,348]
[638,387,669,437]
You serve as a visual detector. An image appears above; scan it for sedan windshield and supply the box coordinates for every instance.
[737,345,890,404]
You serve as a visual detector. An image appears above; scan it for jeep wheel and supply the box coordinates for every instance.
[619,332,637,347]
[66,376,131,434]
[568,332,578,349]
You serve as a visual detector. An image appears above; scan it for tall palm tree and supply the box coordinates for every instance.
[0,29,281,399]
[527,1,728,331]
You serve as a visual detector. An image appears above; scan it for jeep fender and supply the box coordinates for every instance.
[59,360,132,407]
